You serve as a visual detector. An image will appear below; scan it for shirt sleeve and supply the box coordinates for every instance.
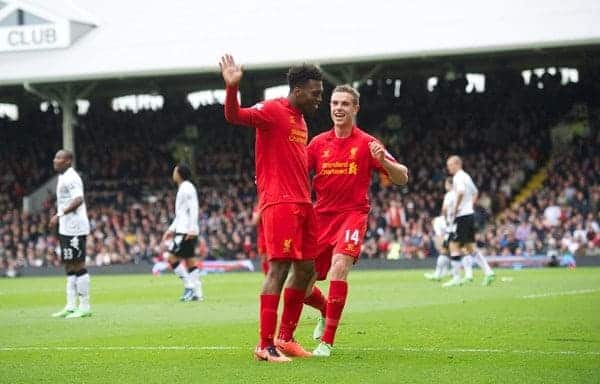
[224,85,272,128]
[454,173,466,193]
[187,188,200,233]
[68,175,84,199]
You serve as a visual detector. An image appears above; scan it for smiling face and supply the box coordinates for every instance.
[293,79,323,116]
[330,90,359,127]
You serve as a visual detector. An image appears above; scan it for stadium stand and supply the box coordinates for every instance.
[0,68,598,273]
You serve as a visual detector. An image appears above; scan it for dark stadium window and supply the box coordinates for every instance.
[76,100,90,115]
[560,68,579,84]
[394,80,402,98]
[40,100,60,114]
[112,95,164,113]
[187,90,239,108]
[521,68,578,87]
[466,74,485,93]
[0,103,18,121]
[521,70,532,85]
[427,77,438,92]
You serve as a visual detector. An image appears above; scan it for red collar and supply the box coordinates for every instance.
[281,97,302,115]
[327,125,357,140]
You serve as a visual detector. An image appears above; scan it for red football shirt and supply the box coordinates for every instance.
[308,126,396,214]
[224,86,311,210]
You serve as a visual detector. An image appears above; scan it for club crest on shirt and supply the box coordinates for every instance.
[283,239,292,253]
[349,147,358,159]
[322,149,330,158]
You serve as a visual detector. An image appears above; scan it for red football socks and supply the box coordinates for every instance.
[259,294,280,349]
[304,286,327,317]
[321,280,348,345]
[277,288,306,342]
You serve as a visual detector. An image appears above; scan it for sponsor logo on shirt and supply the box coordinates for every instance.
[319,161,359,176]
[288,128,307,145]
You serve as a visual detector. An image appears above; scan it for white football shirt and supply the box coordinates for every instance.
[452,169,478,217]
[56,167,90,236]
[442,190,457,224]
[169,180,200,234]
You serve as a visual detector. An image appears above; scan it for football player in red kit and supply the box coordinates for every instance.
[305,85,408,357]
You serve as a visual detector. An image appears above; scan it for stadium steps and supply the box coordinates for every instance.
[510,162,549,209]
[495,161,549,221]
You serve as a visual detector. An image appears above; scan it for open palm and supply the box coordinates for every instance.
[219,54,243,87]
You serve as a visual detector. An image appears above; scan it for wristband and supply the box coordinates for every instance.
[57,210,65,217]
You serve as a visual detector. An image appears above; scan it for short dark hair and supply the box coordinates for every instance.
[287,64,322,89]
[176,162,192,181]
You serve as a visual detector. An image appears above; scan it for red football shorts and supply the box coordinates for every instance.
[315,210,367,280]
[261,203,317,262]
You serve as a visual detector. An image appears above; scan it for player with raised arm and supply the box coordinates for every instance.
[444,156,495,287]
[304,85,408,357]
[220,54,323,362]
[50,150,92,319]
[161,163,203,301]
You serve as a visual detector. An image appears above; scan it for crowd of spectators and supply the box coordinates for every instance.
[0,68,598,273]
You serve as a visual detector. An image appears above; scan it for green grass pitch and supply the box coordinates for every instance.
[1,268,599,383]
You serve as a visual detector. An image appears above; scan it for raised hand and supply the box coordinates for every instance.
[369,141,386,163]
[219,54,243,87]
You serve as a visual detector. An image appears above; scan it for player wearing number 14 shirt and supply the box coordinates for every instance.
[304,85,409,357]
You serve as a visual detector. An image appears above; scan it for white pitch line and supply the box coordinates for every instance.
[1,346,598,356]
[522,289,600,299]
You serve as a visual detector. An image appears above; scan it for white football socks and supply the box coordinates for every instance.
[189,268,203,298]
[462,255,474,279]
[435,255,450,278]
[66,274,77,311]
[76,272,90,311]
[473,251,494,276]
[173,261,193,289]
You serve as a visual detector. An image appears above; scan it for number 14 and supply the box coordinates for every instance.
[344,229,360,244]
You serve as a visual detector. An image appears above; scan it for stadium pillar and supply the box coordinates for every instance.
[23,82,96,166]
[318,63,383,87]
[61,85,75,156]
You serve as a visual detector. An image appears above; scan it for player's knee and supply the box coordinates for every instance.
[267,262,290,282]
[329,257,352,281]
[168,259,180,270]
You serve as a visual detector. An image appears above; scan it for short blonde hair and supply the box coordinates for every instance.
[332,84,360,105]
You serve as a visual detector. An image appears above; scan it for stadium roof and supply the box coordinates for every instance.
[0,0,600,87]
